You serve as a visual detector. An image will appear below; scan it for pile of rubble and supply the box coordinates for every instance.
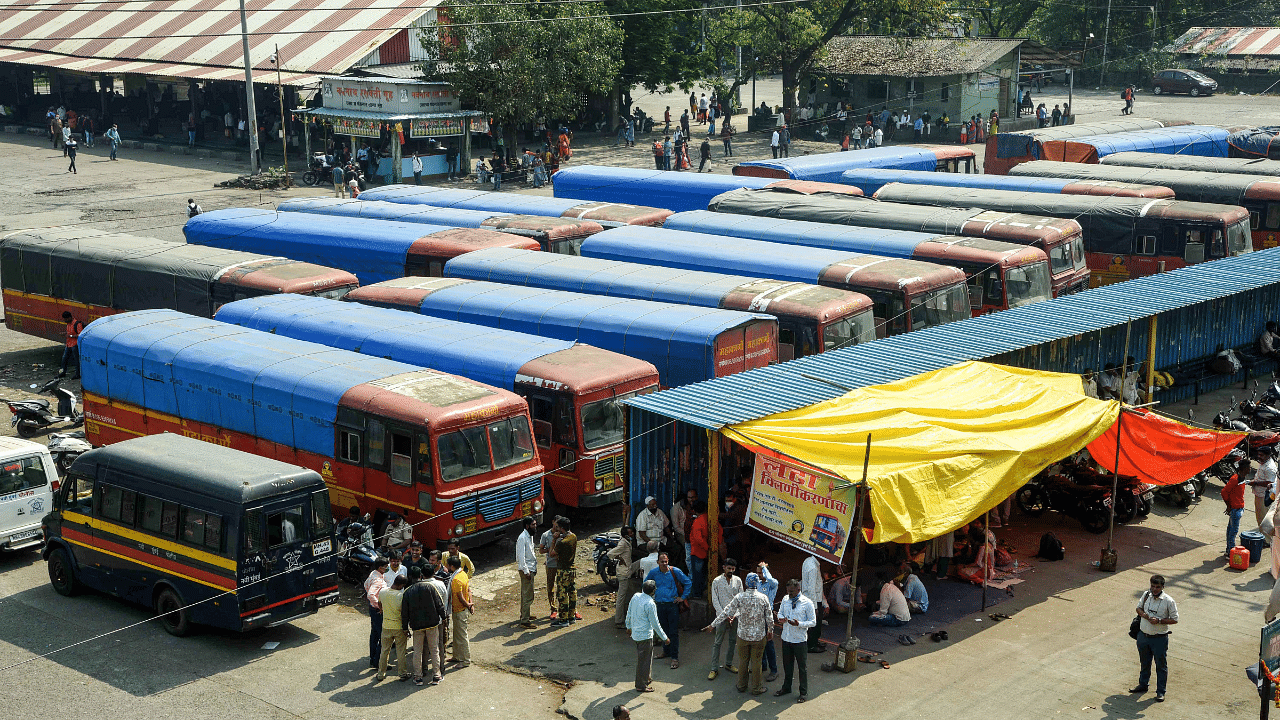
[215,167,293,190]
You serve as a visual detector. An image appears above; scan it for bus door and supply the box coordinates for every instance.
[58,472,108,586]
[1180,224,1207,264]
[243,495,316,617]
[1129,218,1161,277]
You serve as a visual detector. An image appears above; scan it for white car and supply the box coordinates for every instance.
[0,437,57,551]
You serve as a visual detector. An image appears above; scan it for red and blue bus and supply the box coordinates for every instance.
[549,165,862,212]
[184,208,539,283]
[79,310,545,549]
[359,186,673,227]
[706,187,1089,296]
[276,198,603,255]
[666,210,1053,312]
[578,227,971,337]
[733,145,977,182]
[870,182,1253,286]
[344,278,778,388]
[443,246,876,359]
[836,167,1173,198]
[986,119,1185,175]
[215,295,659,516]
[1029,125,1229,166]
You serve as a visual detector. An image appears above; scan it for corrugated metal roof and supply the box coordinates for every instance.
[1168,27,1280,57]
[625,247,1280,428]
[0,0,438,84]
[814,36,1023,78]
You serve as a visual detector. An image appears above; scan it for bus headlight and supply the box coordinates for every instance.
[454,523,464,536]
[595,479,603,491]
[532,499,543,512]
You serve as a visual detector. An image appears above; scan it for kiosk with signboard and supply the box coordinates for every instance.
[297,76,486,183]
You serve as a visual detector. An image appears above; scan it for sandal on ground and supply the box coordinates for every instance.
[774,689,790,697]
[670,659,680,669]
[878,660,891,669]
[797,696,807,703]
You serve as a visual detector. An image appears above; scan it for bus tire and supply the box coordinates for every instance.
[47,547,80,596]
[155,587,191,636]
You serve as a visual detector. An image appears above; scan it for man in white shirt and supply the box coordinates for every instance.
[800,555,828,652]
[384,553,408,583]
[774,578,816,702]
[515,517,538,628]
[771,130,781,159]
[635,496,670,552]
[1253,446,1279,525]
[609,526,639,628]
[1131,574,1178,702]
[364,558,390,668]
[707,557,742,680]
[702,573,774,695]
[1260,321,1280,363]
[626,579,669,692]
[1082,368,1099,399]
[868,570,911,627]
[383,513,414,552]
[412,152,424,185]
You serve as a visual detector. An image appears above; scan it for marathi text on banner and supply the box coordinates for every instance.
[410,118,464,138]
[746,453,856,564]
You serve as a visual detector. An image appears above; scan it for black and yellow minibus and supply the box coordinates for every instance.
[43,434,339,635]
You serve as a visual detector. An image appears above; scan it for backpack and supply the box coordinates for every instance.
[1035,532,1064,561]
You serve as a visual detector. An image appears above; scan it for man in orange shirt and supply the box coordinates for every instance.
[59,311,84,379]
[1223,458,1249,556]
[448,555,474,668]
[688,501,722,599]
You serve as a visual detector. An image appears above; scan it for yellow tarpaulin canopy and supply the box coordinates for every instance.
[722,361,1120,545]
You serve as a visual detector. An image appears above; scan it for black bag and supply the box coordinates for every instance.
[1035,532,1064,561]
[1129,591,1150,639]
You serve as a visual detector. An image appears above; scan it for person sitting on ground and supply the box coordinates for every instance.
[827,575,852,614]
[901,568,929,614]
[867,571,910,627]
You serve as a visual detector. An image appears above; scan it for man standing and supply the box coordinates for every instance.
[1252,447,1278,526]
[1131,575,1178,702]
[446,539,475,577]
[779,125,791,158]
[403,540,428,576]
[412,152,423,185]
[446,144,460,181]
[550,516,579,628]
[447,555,473,668]
[645,552,691,668]
[1224,459,1249,556]
[333,164,346,198]
[635,496,670,553]
[698,138,712,173]
[689,501,719,598]
[364,557,390,668]
[402,565,447,686]
[774,578,816,702]
[610,525,639,629]
[801,554,828,653]
[625,579,669,692]
[59,312,83,379]
[770,128,780,159]
[703,573,774,695]
[539,520,560,619]
[680,110,691,141]
[65,138,77,174]
[376,575,410,681]
[913,115,924,142]
[104,124,120,161]
[516,516,538,629]
[757,562,780,680]
[662,136,674,171]
[707,557,741,680]
[671,489,697,570]
[664,106,671,133]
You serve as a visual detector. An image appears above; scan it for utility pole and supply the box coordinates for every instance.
[272,44,289,185]
[1099,0,1113,86]
[239,0,260,174]
[735,0,742,109]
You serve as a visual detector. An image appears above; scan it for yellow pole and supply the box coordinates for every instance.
[1145,315,1158,404]
[706,429,720,599]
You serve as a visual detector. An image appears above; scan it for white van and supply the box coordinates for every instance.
[0,437,57,551]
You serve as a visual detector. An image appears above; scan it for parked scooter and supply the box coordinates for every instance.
[302,153,337,187]
[592,531,620,590]
[1017,471,1114,533]
[1,378,83,438]
[47,430,91,475]
[337,520,380,585]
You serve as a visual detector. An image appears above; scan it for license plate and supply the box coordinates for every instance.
[1142,492,1154,501]
[312,539,332,556]
[10,529,39,541]
[317,592,339,608]
[602,476,615,490]
[464,517,477,533]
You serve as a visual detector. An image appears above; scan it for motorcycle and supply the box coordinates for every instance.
[1,378,83,438]
[302,153,337,187]
[1016,471,1114,533]
[592,531,620,590]
[336,520,380,585]
[1057,459,1149,523]
[47,430,91,475]
[1153,478,1197,508]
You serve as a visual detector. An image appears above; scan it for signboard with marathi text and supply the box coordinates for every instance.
[411,118,464,138]
[323,77,461,115]
[331,116,381,138]
[746,453,856,564]
[1261,615,1280,673]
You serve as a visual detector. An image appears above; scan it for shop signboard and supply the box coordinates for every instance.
[322,77,461,115]
[746,453,856,563]
[331,116,381,138]
[411,118,464,138]
[1261,615,1280,672]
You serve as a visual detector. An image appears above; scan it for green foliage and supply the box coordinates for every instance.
[609,0,713,93]
[960,0,1043,38]
[422,0,623,126]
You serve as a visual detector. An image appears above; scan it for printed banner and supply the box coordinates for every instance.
[746,453,856,564]
[411,118,464,137]
[331,116,381,138]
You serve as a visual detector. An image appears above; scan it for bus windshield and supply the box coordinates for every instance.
[1047,242,1074,275]
[1228,220,1252,255]
[581,391,639,450]
[1006,263,1053,308]
[822,312,878,352]
[312,285,357,300]
[1072,237,1088,272]
[910,285,970,330]
[490,416,535,469]
[438,416,537,480]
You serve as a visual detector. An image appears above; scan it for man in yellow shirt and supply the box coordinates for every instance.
[448,555,475,668]
[446,539,476,577]
[376,575,410,681]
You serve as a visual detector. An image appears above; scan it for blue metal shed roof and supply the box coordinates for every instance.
[277,197,512,228]
[444,247,756,307]
[1065,125,1230,159]
[360,185,585,215]
[184,208,448,285]
[550,165,785,212]
[625,246,1280,428]
[734,146,944,181]
[581,226,869,284]
[839,168,1076,196]
[213,294,577,391]
[661,210,935,257]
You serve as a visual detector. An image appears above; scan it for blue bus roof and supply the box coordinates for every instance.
[551,165,784,212]
[1064,125,1230,159]
[358,278,774,387]
[277,198,511,228]
[184,208,452,285]
[662,210,936,258]
[444,246,766,307]
[580,226,867,283]
[360,185,586,215]
[79,309,439,457]
[214,294,578,391]
[838,168,1075,196]
[734,146,948,180]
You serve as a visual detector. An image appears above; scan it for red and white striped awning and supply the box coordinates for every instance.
[1168,27,1280,57]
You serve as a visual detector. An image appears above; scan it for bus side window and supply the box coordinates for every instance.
[310,489,334,538]
[367,419,387,470]
[60,474,94,514]
[1137,235,1157,255]
[529,396,554,449]
[389,430,413,486]
[336,407,364,466]
[554,396,576,446]
[267,506,304,546]
[1267,203,1280,231]
[1158,225,1180,256]
[1251,211,1262,230]
[416,435,433,485]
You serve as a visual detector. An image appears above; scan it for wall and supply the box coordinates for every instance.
[801,72,965,124]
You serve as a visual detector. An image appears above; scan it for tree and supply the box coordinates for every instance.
[422,0,623,149]
[706,0,948,116]
[962,0,1044,38]
[608,0,713,119]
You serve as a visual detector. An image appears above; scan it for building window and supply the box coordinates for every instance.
[940,83,950,101]
[868,80,887,100]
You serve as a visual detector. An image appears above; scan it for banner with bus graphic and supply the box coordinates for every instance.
[746,454,856,564]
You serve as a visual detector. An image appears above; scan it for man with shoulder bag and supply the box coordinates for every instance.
[1130,574,1178,702]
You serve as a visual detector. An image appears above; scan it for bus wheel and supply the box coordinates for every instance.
[47,547,80,596]
[155,588,191,636]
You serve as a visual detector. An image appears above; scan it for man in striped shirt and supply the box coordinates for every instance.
[703,573,774,695]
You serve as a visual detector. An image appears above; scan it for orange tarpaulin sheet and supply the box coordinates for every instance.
[1086,408,1245,485]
